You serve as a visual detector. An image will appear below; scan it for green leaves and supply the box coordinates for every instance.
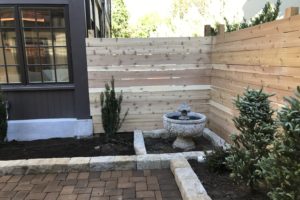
[226,87,277,190]
[259,86,300,200]
[112,0,131,38]
[100,76,128,140]
[225,0,281,32]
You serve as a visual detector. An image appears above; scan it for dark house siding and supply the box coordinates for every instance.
[6,89,75,120]
[0,0,91,120]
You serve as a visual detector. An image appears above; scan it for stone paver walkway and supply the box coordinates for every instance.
[0,169,182,200]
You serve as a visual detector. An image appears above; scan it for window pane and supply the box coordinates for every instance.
[36,9,50,27]
[0,8,15,27]
[2,29,16,47]
[56,65,69,82]
[52,8,65,27]
[53,29,66,46]
[28,65,42,83]
[39,29,52,46]
[21,9,36,27]
[40,47,54,65]
[54,47,67,64]
[0,67,6,83]
[0,48,4,65]
[4,47,18,65]
[24,29,38,46]
[25,47,39,64]
[42,65,55,82]
[7,66,21,83]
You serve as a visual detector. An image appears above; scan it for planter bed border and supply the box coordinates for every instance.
[134,128,228,156]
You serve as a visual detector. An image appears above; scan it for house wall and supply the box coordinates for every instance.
[1,0,92,140]
[1,0,90,120]
[210,11,300,141]
[86,37,212,133]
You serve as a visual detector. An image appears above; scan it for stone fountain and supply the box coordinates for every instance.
[163,103,207,151]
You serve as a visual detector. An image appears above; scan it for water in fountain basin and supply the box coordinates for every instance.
[168,115,201,120]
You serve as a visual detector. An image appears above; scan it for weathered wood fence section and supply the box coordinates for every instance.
[87,37,213,133]
[87,8,300,140]
[210,10,300,140]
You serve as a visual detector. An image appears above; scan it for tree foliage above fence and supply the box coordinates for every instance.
[224,0,281,32]
[112,0,130,38]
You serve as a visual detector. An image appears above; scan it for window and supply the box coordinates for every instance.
[0,7,22,83]
[0,6,71,85]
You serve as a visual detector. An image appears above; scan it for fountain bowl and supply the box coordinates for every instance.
[163,103,207,151]
[163,112,207,138]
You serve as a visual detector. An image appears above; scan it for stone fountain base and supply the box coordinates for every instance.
[172,136,195,151]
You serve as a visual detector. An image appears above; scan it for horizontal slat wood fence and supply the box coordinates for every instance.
[210,12,300,141]
[87,10,300,140]
[86,37,213,133]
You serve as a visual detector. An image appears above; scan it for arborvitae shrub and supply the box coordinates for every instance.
[259,86,300,200]
[100,77,128,140]
[226,88,277,190]
[205,147,230,174]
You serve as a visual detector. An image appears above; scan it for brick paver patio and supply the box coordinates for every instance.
[0,169,182,200]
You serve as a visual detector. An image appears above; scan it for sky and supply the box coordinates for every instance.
[124,0,173,24]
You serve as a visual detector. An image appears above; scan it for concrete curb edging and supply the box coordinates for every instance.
[171,158,212,200]
[203,128,229,149]
[0,152,206,176]
[134,130,147,155]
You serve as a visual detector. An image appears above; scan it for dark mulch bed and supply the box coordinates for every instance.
[189,160,268,200]
[0,133,134,160]
[145,136,213,153]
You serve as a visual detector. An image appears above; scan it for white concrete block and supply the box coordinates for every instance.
[68,157,91,171]
[0,160,27,175]
[26,158,70,174]
[114,156,137,170]
[160,153,184,168]
[203,128,229,149]
[137,155,161,170]
[134,130,147,155]
[170,158,190,174]
[182,151,205,160]
[90,156,115,171]
[7,118,93,141]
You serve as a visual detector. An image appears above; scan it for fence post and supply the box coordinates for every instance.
[217,24,225,36]
[284,7,299,18]
[204,25,212,36]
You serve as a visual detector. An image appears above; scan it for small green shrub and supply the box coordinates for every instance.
[226,88,277,190]
[0,89,7,142]
[258,86,300,200]
[205,147,230,174]
[225,0,281,32]
[100,77,128,140]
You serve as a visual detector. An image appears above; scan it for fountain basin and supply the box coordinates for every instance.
[163,110,207,151]
[163,112,207,138]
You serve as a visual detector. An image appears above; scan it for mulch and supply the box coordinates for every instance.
[0,133,134,160]
[189,160,268,200]
[144,136,213,154]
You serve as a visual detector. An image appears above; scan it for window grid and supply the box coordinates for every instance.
[21,7,69,84]
[0,6,71,85]
[0,7,21,84]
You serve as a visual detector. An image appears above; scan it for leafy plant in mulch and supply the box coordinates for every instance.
[100,76,128,141]
[225,0,281,32]
[0,88,7,142]
[226,88,277,190]
[258,86,300,200]
[205,147,230,174]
